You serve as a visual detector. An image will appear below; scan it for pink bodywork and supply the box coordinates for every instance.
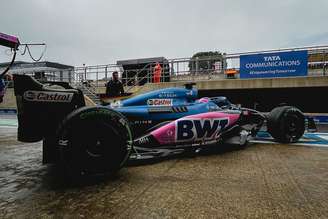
[197,97,210,103]
[151,112,240,145]
[0,32,20,49]
[0,32,19,44]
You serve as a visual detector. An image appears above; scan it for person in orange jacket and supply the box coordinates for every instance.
[153,63,162,83]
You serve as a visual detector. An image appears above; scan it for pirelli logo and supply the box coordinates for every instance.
[23,91,74,103]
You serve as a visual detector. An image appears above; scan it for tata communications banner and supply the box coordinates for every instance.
[240,51,308,78]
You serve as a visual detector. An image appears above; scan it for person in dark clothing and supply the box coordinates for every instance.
[0,78,5,103]
[106,71,124,97]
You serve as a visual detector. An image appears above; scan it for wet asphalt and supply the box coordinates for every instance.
[1,116,328,218]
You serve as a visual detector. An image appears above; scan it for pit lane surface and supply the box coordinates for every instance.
[1,116,328,218]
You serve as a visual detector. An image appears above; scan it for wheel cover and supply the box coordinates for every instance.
[283,112,304,142]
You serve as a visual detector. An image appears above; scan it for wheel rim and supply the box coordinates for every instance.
[72,120,127,174]
[84,122,119,158]
[283,113,303,142]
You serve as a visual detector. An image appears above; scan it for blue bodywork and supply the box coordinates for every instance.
[122,87,198,107]
[107,87,230,136]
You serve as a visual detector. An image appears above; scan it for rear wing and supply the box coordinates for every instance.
[13,74,85,142]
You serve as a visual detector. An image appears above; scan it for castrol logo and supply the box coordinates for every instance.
[147,98,173,106]
[23,91,74,102]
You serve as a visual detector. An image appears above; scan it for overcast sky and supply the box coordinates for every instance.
[1,0,328,67]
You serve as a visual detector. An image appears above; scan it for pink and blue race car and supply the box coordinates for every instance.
[13,75,306,178]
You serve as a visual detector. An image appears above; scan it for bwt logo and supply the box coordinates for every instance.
[176,118,229,142]
[264,56,281,61]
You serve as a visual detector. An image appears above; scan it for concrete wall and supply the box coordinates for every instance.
[94,75,328,98]
[133,76,328,94]
[95,75,328,95]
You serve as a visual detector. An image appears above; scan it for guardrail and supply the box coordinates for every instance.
[72,47,327,95]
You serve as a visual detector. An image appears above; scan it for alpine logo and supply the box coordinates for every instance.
[23,91,74,102]
[176,118,229,142]
[147,98,173,106]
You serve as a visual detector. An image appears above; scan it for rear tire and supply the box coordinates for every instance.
[267,106,305,143]
[56,106,132,178]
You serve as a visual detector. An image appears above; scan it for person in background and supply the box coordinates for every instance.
[0,78,5,103]
[106,71,124,97]
[153,63,162,83]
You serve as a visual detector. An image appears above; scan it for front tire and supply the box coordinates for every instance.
[56,107,132,178]
[267,106,305,143]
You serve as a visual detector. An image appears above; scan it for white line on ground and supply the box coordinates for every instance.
[250,140,328,148]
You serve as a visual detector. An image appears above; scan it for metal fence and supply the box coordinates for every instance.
[73,45,328,91]
[74,57,227,89]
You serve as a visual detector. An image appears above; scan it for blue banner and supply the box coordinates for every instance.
[240,51,308,78]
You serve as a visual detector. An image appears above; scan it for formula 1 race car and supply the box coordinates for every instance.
[13,75,306,177]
